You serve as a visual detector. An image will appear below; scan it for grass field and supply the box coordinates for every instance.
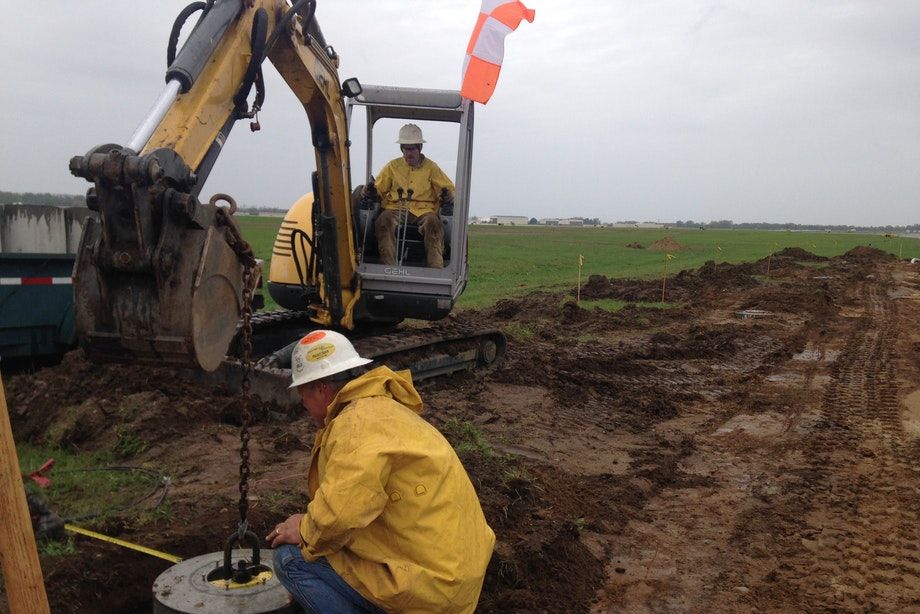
[237,216,920,310]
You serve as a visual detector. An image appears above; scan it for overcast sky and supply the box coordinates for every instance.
[2,1,918,225]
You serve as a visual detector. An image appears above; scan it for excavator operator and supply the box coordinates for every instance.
[366,124,455,268]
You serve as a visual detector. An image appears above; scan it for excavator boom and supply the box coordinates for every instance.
[70,0,359,371]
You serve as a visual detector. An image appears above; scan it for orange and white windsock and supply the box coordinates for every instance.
[461,1,535,104]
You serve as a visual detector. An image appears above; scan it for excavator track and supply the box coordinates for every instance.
[351,323,506,378]
[196,313,506,406]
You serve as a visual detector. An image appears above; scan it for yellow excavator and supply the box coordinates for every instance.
[69,0,504,393]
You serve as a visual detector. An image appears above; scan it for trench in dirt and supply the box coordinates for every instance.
[4,247,920,612]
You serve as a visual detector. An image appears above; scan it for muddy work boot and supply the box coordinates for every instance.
[27,492,66,541]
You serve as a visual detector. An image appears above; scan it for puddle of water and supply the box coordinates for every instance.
[889,287,920,300]
[902,390,920,438]
[736,309,773,319]
[715,412,787,437]
[765,373,805,384]
[792,348,841,362]
[605,551,678,584]
[839,307,865,318]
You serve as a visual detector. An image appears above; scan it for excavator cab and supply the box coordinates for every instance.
[267,84,474,326]
[349,85,474,324]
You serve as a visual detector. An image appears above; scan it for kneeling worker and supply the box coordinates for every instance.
[268,330,495,613]
[368,123,455,268]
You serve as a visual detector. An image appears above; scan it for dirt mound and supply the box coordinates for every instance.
[648,236,687,252]
[581,260,759,304]
[5,351,275,447]
[843,245,897,262]
[774,247,827,261]
[625,242,643,249]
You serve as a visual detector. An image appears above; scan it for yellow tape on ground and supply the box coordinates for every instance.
[64,523,182,564]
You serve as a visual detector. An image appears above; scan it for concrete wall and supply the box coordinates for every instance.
[0,204,91,255]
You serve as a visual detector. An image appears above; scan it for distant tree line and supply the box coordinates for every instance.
[668,220,920,233]
[1,191,85,206]
[2,192,915,232]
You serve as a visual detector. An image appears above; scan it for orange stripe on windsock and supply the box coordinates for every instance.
[491,2,536,29]
[461,56,502,104]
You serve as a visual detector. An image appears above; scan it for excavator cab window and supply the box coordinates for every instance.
[352,118,457,269]
[346,85,474,323]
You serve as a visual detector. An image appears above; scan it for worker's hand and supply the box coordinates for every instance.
[362,178,377,198]
[267,513,304,548]
[439,188,454,215]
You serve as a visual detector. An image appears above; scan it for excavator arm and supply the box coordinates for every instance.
[69,0,359,371]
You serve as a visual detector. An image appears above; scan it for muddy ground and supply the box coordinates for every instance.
[4,246,920,612]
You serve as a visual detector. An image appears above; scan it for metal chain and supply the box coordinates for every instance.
[237,262,256,533]
[215,201,259,538]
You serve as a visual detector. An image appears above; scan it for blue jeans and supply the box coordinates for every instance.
[273,545,385,613]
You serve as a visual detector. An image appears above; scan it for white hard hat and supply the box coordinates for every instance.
[289,330,373,389]
[396,123,425,144]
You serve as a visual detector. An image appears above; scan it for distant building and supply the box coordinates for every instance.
[540,218,560,225]
[488,215,530,226]
[558,217,584,226]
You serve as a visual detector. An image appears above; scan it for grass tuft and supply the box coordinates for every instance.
[443,419,496,461]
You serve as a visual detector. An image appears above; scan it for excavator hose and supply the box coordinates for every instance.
[264,0,316,57]
[166,1,214,67]
[233,8,269,117]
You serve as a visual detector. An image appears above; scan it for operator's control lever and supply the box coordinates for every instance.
[395,188,406,224]
[395,187,409,266]
[360,178,378,210]
[439,188,453,216]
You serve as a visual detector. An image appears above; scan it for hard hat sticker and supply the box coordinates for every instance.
[301,331,327,345]
[306,343,336,361]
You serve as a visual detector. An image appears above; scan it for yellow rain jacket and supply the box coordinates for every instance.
[375,156,455,218]
[298,366,495,613]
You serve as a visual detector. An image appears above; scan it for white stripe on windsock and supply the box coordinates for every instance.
[471,17,512,64]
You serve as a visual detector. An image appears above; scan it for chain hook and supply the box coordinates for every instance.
[209,192,238,215]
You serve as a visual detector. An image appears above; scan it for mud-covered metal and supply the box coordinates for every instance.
[187,319,507,406]
[152,549,294,614]
[70,145,253,372]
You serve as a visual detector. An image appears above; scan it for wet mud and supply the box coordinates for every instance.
[5,246,920,612]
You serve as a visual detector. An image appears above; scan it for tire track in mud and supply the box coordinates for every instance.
[471,332,786,476]
[772,281,920,610]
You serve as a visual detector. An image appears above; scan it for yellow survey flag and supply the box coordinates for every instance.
[717,245,722,252]
[579,254,584,267]
[666,254,674,260]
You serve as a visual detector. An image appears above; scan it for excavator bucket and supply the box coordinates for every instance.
[71,145,255,372]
